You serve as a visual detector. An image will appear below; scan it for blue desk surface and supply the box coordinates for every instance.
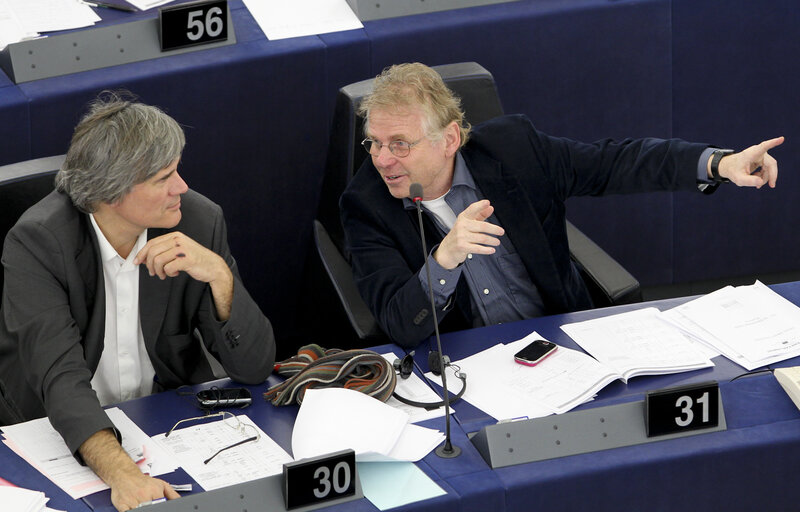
[2,0,798,355]
[3,281,800,511]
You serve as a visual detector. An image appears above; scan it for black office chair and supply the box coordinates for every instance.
[0,155,64,299]
[316,62,641,341]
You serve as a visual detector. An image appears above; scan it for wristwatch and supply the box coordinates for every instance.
[710,148,734,183]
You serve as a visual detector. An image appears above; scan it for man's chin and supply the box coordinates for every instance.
[386,183,410,199]
[160,210,182,229]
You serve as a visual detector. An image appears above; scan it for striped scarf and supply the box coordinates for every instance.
[263,344,397,406]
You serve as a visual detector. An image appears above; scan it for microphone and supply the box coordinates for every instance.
[409,182,461,458]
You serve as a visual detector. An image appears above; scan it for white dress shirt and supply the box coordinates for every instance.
[89,215,156,406]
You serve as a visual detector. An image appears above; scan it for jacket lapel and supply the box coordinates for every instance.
[463,148,570,312]
[76,216,106,371]
[138,230,171,357]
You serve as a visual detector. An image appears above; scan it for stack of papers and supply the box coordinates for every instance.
[0,486,60,512]
[425,332,625,421]
[561,307,715,379]
[291,388,445,462]
[0,408,177,499]
[0,0,100,50]
[662,281,800,370]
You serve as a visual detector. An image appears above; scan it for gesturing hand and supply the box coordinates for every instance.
[716,136,784,188]
[434,200,505,269]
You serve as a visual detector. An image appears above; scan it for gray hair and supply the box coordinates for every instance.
[55,92,186,213]
[359,63,471,148]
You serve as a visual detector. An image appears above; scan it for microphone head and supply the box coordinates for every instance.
[409,183,423,202]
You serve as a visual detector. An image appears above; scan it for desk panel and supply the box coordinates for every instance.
[4,283,800,511]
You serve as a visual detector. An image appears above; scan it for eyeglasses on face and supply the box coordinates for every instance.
[361,138,424,158]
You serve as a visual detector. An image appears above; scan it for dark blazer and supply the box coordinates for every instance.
[341,115,709,349]
[0,189,275,455]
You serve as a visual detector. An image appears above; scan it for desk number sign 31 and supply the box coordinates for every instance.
[646,381,721,437]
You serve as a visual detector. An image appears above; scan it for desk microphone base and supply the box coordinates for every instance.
[470,397,726,469]
[435,443,461,459]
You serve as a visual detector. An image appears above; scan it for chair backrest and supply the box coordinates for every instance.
[318,62,505,249]
[0,155,63,298]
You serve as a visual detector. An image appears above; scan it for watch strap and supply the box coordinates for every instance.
[710,149,734,183]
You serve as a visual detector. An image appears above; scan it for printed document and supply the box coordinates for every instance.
[0,485,60,512]
[663,281,800,370]
[153,415,292,491]
[561,307,714,380]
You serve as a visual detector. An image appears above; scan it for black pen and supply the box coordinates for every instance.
[84,1,137,13]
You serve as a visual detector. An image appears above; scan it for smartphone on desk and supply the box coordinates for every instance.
[514,339,557,366]
[196,387,252,408]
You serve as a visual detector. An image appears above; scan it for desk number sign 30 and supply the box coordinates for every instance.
[283,449,357,509]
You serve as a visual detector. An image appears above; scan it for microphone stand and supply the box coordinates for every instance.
[412,186,461,458]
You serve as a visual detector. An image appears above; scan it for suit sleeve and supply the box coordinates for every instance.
[194,208,276,384]
[340,188,452,349]
[1,221,114,456]
[510,115,709,200]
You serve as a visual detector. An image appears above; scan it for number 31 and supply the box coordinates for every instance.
[675,392,710,427]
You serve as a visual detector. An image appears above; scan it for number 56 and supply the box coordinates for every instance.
[187,7,224,41]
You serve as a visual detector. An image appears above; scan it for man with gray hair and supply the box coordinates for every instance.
[0,93,275,510]
[341,62,784,349]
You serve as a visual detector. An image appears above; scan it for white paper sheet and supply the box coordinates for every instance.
[561,307,714,381]
[291,388,443,462]
[242,0,362,41]
[152,414,292,491]
[5,0,99,34]
[0,486,56,512]
[0,2,29,51]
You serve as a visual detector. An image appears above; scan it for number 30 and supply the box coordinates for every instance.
[313,462,351,499]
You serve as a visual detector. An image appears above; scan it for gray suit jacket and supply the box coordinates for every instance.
[0,189,275,455]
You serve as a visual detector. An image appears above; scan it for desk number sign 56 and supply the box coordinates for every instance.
[159,0,229,51]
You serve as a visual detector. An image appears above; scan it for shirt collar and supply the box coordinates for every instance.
[89,213,148,266]
[402,152,475,210]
